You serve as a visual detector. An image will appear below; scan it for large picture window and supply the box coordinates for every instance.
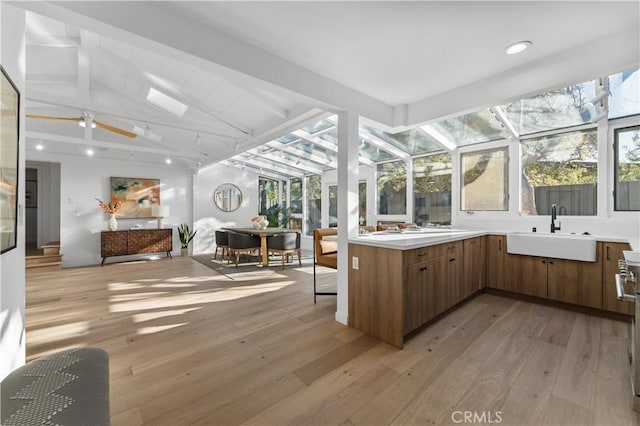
[305,175,321,235]
[614,126,640,211]
[460,147,508,211]
[378,161,406,215]
[289,178,302,229]
[521,129,597,216]
[413,153,452,225]
[328,182,367,227]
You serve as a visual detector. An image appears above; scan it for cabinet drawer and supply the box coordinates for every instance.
[404,241,462,265]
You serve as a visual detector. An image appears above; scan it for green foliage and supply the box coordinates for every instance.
[177,223,197,248]
[259,204,291,228]
[413,153,452,193]
[306,175,321,200]
[524,162,597,186]
[377,161,407,193]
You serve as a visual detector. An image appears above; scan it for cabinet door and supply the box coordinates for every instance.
[464,236,486,297]
[403,258,441,334]
[487,235,506,289]
[603,242,633,315]
[547,243,602,309]
[445,250,463,309]
[503,253,547,297]
[101,231,128,257]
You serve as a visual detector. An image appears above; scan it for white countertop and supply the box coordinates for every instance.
[348,229,632,251]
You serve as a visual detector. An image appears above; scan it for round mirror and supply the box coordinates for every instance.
[213,183,243,212]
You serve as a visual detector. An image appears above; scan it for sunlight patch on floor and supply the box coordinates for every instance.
[133,307,202,323]
[28,321,89,344]
[136,323,189,335]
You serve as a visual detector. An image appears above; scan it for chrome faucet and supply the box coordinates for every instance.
[550,203,561,233]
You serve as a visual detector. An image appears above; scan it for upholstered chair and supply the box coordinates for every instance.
[227,231,261,267]
[214,230,229,261]
[267,232,302,269]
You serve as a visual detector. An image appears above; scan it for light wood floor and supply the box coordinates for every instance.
[26,256,640,426]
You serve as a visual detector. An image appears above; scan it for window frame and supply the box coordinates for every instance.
[613,124,640,212]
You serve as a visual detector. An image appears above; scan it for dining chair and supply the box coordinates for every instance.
[267,232,302,269]
[214,230,229,262]
[227,231,261,267]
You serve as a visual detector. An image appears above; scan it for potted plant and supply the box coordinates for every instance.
[177,223,197,256]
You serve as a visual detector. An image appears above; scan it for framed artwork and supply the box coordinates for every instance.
[110,177,160,218]
[1,66,20,254]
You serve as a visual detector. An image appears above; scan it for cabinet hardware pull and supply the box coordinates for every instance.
[419,267,428,272]
[499,239,502,251]
[542,260,546,264]
[606,246,610,261]
[549,261,554,265]
[449,258,456,262]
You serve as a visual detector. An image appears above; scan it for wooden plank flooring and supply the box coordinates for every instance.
[25,256,640,425]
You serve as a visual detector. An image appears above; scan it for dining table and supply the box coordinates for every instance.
[222,227,301,267]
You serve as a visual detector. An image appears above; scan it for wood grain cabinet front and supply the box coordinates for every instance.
[602,241,633,315]
[101,229,173,265]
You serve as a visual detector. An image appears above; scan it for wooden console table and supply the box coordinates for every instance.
[101,229,172,265]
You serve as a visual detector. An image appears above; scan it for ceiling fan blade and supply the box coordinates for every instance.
[26,114,82,122]
[94,120,137,138]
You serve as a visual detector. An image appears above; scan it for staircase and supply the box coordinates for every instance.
[26,242,63,274]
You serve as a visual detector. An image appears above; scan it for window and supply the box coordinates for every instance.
[377,161,406,215]
[521,130,597,216]
[614,126,640,211]
[328,184,338,227]
[413,153,452,225]
[328,182,367,227]
[289,178,302,229]
[460,147,508,211]
[259,178,279,213]
[305,175,321,235]
[500,80,595,135]
[609,68,640,120]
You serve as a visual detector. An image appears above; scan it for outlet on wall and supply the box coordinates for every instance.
[352,256,359,270]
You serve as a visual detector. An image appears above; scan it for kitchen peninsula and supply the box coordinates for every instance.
[348,229,632,348]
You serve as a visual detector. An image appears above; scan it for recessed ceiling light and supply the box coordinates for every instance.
[165,158,172,164]
[505,40,532,55]
[35,143,44,151]
[86,148,94,156]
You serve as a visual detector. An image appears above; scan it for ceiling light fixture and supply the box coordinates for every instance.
[86,147,94,156]
[505,40,532,55]
[35,143,44,151]
[165,158,172,165]
[78,120,96,129]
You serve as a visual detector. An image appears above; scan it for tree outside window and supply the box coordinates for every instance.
[460,147,508,211]
[521,130,597,216]
[378,161,406,215]
[615,126,640,211]
[413,153,452,225]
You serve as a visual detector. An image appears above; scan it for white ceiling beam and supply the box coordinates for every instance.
[292,130,337,152]
[26,131,206,160]
[26,74,75,84]
[240,88,288,119]
[77,47,90,102]
[248,148,324,175]
[26,32,80,47]
[231,155,305,178]
[219,160,293,180]
[16,1,393,125]
[359,129,411,161]
[26,89,244,140]
[79,46,254,136]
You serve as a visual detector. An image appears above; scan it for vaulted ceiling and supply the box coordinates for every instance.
[13,1,639,171]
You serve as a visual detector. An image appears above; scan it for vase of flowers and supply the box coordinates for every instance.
[96,198,123,231]
[251,215,268,229]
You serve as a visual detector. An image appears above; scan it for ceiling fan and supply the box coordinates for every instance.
[26,112,138,138]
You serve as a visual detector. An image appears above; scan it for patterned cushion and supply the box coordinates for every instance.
[1,347,109,426]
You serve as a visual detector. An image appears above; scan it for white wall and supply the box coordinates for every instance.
[0,3,26,380]
[192,163,260,254]
[27,151,193,267]
[26,160,61,248]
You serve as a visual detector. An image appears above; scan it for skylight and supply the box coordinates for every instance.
[146,87,188,117]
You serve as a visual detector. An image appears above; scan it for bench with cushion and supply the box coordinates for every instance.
[1,347,110,426]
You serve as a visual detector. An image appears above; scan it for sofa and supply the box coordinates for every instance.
[314,227,338,269]
[1,347,110,426]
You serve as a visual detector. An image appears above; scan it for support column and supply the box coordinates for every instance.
[335,110,359,325]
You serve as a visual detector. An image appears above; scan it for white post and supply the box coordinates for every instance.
[335,110,359,325]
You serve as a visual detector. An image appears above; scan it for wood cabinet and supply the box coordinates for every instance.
[464,236,486,297]
[349,238,475,348]
[486,235,506,289]
[101,229,173,265]
[504,253,547,298]
[603,241,633,315]
[547,243,603,309]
